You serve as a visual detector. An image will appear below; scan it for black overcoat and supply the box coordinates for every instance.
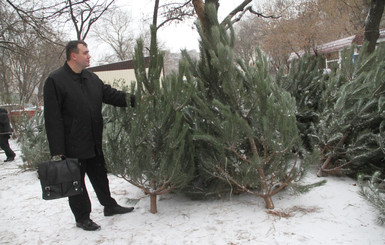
[0,108,12,135]
[44,62,134,159]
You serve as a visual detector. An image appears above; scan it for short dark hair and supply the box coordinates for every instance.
[65,40,88,61]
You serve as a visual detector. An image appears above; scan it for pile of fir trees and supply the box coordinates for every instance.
[16,2,384,215]
[21,3,385,215]
[282,45,385,178]
[279,45,385,221]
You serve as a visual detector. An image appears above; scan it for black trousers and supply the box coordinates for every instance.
[68,152,117,222]
[0,135,15,159]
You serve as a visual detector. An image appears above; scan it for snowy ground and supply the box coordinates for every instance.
[0,139,384,245]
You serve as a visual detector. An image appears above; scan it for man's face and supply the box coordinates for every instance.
[73,44,91,69]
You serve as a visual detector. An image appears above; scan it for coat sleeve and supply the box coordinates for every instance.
[102,82,135,108]
[43,77,66,156]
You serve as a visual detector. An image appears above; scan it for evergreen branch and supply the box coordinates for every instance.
[271,157,302,196]
[121,173,175,196]
[244,97,259,120]
[373,80,385,97]
[319,159,352,175]
[244,119,260,159]
[358,172,385,225]
[246,135,271,197]
[156,184,177,195]
[291,180,328,194]
[122,175,152,195]
[270,182,289,197]
[262,145,291,166]
[174,97,190,111]
[267,154,296,194]
[228,145,250,164]
[317,129,351,177]
[154,179,171,194]
[214,165,265,198]
[286,155,300,179]
[222,158,234,196]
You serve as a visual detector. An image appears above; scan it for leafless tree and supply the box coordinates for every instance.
[364,0,385,53]
[6,31,64,105]
[1,1,65,105]
[67,0,116,40]
[3,0,116,42]
[157,0,195,29]
[3,0,68,49]
[1,0,117,105]
[232,0,379,72]
[233,15,268,66]
[93,9,138,61]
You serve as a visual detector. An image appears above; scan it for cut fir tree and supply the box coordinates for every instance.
[103,25,194,214]
[314,45,385,177]
[183,4,314,209]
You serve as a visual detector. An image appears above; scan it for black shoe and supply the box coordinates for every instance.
[104,205,134,216]
[76,219,101,231]
[4,157,14,162]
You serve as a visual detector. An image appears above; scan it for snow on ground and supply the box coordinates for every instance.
[0,139,384,245]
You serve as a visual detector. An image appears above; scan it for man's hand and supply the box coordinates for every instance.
[52,155,65,161]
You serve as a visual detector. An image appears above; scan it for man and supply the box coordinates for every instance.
[0,107,15,162]
[44,40,135,231]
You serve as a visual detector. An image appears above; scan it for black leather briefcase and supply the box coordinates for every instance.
[37,158,82,200]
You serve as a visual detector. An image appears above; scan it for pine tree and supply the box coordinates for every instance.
[19,110,50,170]
[183,4,313,209]
[315,44,385,177]
[276,55,326,151]
[103,25,195,214]
[358,171,385,225]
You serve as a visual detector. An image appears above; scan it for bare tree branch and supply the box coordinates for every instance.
[4,0,67,47]
[221,0,253,25]
[67,0,116,40]
[221,1,281,28]
[157,0,195,29]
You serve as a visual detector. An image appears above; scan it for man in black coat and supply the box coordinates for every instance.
[44,40,135,231]
[0,107,15,162]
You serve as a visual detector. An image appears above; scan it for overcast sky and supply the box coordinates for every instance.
[88,0,259,64]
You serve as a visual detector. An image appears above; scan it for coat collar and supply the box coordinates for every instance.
[64,62,88,79]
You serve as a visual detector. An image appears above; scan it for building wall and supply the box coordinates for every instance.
[94,69,137,89]
[88,57,164,90]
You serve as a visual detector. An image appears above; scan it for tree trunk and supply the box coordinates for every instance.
[317,130,351,177]
[150,193,157,214]
[317,156,332,177]
[193,0,205,30]
[263,195,275,209]
[364,0,385,54]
